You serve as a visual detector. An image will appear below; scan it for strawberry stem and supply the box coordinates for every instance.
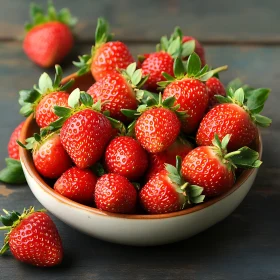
[0,226,10,230]
[224,150,241,159]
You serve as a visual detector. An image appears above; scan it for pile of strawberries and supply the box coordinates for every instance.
[0,3,272,268]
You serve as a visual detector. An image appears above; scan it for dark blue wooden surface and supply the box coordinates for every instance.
[0,1,280,279]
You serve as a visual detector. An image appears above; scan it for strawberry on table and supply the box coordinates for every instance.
[0,207,63,267]
[19,65,73,128]
[74,18,134,81]
[146,137,193,180]
[161,54,227,134]
[182,134,262,197]
[141,27,196,91]
[196,87,272,150]
[0,122,26,184]
[18,131,72,179]
[87,63,148,122]
[54,167,97,205]
[49,89,113,169]
[105,136,148,181]
[23,2,77,67]
[140,157,205,214]
[95,173,137,214]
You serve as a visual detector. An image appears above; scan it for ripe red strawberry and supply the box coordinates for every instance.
[87,63,147,122]
[50,89,113,169]
[135,107,181,153]
[95,173,137,214]
[160,55,227,134]
[54,167,97,205]
[182,36,206,65]
[206,77,226,108]
[8,121,25,160]
[141,51,174,91]
[137,53,151,68]
[105,136,148,181]
[23,2,76,67]
[182,134,262,197]
[0,207,63,267]
[74,18,134,81]
[19,132,72,178]
[196,87,271,151]
[19,65,73,128]
[146,137,193,180]
[140,158,204,214]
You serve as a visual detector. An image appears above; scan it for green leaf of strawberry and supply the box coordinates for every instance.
[0,159,26,184]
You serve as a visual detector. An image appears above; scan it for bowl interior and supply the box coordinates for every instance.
[19,72,262,220]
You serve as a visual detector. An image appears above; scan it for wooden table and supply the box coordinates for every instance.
[0,1,279,279]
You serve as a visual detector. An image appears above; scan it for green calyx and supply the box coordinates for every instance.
[0,158,26,184]
[25,0,77,32]
[156,26,195,59]
[19,65,74,117]
[119,62,149,89]
[211,134,262,170]
[215,86,272,128]
[0,207,45,255]
[165,156,205,207]
[121,92,187,122]
[157,53,228,90]
[73,17,113,76]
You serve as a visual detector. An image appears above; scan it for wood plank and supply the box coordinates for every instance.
[0,42,279,279]
[0,0,280,43]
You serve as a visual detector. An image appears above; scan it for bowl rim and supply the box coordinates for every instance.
[20,113,262,220]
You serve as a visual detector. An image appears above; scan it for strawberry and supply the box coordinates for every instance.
[105,136,148,181]
[54,167,97,205]
[0,207,63,267]
[146,137,193,180]
[19,65,73,128]
[8,121,25,160]
[23,2,76,67]
[196,87,272,151]
[129,94,183,153]
[74,18,134,81]
[137,53,151,68]
[160,54,227,134]
[140,157,205,214]
[182,134,262,197]
[206,77,226,108]
[182,36,206,65]
[87,63,147,122]
[18,131,72,179]
[49,89,113,169]
[95,173,137,214]
[140,27,196,91]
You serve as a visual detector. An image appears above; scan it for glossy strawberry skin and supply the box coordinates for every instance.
[60,109,113,169]
[182,36,206,65]
[54,167,97,205]
[135,108,181,153]
[146,138,193,180]
[8,122,25,160]
[95,173,137,214]
[105,136,148,181]
[206,77,226,108]
[163,78,209,134]
[23,22,73,68]
[9,212,63,267]
[35,91,69,128]
[181,146,235,197]
[91,41,134,81]
[33,133,72,179]
[140,169,185,214]
[196,103,258,151]
[87,73,138,122]
[141,51,174,91]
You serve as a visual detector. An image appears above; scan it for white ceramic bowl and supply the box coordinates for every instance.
[19,72,262,246]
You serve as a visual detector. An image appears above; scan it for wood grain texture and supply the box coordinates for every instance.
[0,0,280,43]
[0,42,279,279]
